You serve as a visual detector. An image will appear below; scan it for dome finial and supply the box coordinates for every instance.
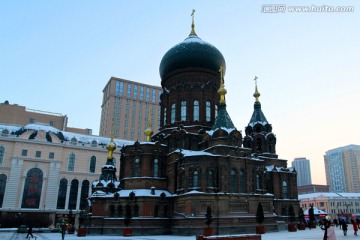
[189,9,197,36]
[144,106,153,141]
[106,134,117,159]
[253,76,260,102]
[218,65,227,105]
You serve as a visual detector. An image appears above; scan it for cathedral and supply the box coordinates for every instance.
[88,16,299,235]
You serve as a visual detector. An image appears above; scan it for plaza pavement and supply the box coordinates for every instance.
[0,226,357,240]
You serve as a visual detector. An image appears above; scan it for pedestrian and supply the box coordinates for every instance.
[321,218,330,240]
[341,220,348,236]
[61,224,66,240]
[333,218,338,228]
[26,225,34,239]
[351,219,358,236]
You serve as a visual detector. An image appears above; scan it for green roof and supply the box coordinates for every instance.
[212,104,235,130]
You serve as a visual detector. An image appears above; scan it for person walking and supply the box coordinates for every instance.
[341,220,348,236]
[321,218,330,240]
[61,224,66,240]
[351,219,358,236]
[26,225,34,238]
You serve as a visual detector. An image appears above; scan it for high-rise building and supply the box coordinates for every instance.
[292,157,312,186]
[324,144,360,192]
[99,77,162,140]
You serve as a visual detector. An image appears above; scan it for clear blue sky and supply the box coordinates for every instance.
[1,1,359,184]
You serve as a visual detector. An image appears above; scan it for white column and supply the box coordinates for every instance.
[65,183,71,210]
[3,159,23,209]
[76,183,82,210]
[45,162,61,210]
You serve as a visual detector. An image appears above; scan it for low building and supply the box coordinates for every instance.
[299,192,360,218]
[0,123,132,227]
[298,184,330,195]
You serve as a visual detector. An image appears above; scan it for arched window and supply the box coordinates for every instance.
[1,129,9,137]
[256,138,262,152]
[0,146,4,166]
[134,159,140,177]
[89,156,96,173]
[154,205,159,217]
[256,174,261,190]
[193,100,199,121]
[80,180,89,210]
[231,169,237,193]
[68,179,79,210]
[109,205,115,217]
[163,107,167,125]
[283,181,288,198]
[0,174,7,208]
[239,170,246,193]
[153,159,159,177]
[57,178,67,209]
[171,103,176,124]
[113,158,116,167]
[207,170,214,187]
[68,153,75,171]
[206,101,211,122]
[193,170,199,188]
[215,105,218,119]
[181,101,186,121]
[21,168,43,208]
[133,204,139,217]
[117,205,123,217]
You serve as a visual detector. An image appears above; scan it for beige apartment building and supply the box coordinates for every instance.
[0,100,92,135]
[99,77,162,140]
[324,145,360,193]
[0,122,132,227]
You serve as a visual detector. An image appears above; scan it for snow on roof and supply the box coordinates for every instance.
[0,123,133,146]
[206,127,236,136]
[303,206,328,215]
[169,149,217,157]
[299,192,360,199]
[91,189,172,198]
[92,180,120,188]
[248,121,268,127]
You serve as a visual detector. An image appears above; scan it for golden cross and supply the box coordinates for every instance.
[219,66,224,86]
[191,9,195,23]
[254,76,258,85]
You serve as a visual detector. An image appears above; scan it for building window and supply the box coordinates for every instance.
[35,151,41,158]
[140,86,144,100]
[193,100,199,121]
[239,170,246,193]
[146,88,150,101]
[0,146,4,166]
[49,121,55,127]
[206,101,211,122]
[115,81,124,96]
[21,149,28,157]
[152,89,156,102]
[89,156,96,173]
[1,129,9,137]
[49,152,55,159]
[256,174,261,190]
[80,180,90,210]
[29,118,36,123]
[215,105,218,119]
[193,170,199,188]
[207,170,214,187]
[154,159,159,177]
[283,181,288,198]
[68,179,79,210]
[163,107,167,125]
[134,159,140,177]
[127,84,132,97]
[133,85,138,99]
[68,153,76,171]
[0,174,7,208]
[56,178,67,209]
[181,101,186,121]
[231,169,237,193]
[21,168,43,208]
[171,104,176,124]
